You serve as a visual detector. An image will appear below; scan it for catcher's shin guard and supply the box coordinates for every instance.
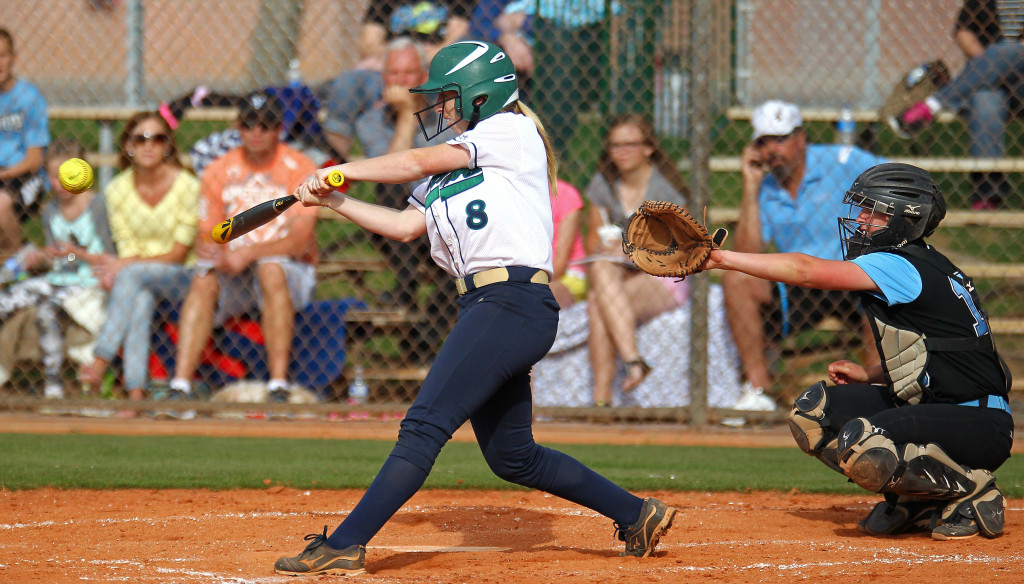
[788,381,842,473]
[837,418,990,499]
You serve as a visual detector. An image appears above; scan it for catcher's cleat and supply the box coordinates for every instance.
[615,497,678,557]
[858,495,942,536]
[932,478,1006,541]
[888,101,934,139]
[274,526,366,576]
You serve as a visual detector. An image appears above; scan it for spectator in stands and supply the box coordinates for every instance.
[321,38,434,168]
[584,113,689,407]
[550,178,587,309]
[78,112,200,416]
[469,0,535,99]
[503,1,622,172]
[166,92,318,411]
[890,0,1024,209]
[0,139,115,399]
[723,100,886,422]
[0,28,49,252]
[358,0,476,71]
[165,81,332,175]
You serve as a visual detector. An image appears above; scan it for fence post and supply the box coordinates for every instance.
[248,0,304,87]
[124,0,144,107]
[687,0,714,428]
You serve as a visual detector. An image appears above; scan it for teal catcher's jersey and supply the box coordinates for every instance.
[409,112,554,278]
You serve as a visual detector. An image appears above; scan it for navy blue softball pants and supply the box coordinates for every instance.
[327,281,644,548]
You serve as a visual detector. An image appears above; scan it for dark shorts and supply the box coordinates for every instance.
[765,284,861,340]
[0,171,46,220]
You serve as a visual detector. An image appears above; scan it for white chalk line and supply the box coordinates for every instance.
[0,502,607,531]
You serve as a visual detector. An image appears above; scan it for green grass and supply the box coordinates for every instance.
[3,433,1024,496]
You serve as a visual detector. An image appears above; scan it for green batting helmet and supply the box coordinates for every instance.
[410,40,519,139]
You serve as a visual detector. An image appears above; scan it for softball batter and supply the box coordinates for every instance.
[275,40,676,576]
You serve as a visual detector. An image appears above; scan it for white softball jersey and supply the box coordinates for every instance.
[408,112,554,279]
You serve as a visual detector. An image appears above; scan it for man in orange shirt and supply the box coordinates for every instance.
[166,92,318,409]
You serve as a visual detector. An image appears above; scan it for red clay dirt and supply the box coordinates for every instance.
[3,415,1023,583]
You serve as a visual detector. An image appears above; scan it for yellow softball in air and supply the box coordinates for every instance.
[58,158,94,194]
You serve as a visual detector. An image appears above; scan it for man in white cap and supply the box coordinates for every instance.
[721,100,887,424]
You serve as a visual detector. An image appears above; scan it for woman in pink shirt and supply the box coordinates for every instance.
[550,179,587,308]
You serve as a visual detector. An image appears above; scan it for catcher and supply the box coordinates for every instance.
[625,163,1012,540]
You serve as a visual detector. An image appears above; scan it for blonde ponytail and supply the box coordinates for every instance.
[512,101,558,197]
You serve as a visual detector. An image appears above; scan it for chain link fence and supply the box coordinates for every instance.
[1,0,1020,426]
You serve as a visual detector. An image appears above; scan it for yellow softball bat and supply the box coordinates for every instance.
[326,170,345,188]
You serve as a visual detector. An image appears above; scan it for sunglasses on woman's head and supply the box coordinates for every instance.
[130,132,170,146]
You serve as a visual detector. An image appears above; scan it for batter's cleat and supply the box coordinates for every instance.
[615,497,678,557]
[858,495,942,536]
[932,477,1006,541]
[274,526,366,576]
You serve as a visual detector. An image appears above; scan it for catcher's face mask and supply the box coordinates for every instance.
[839,193,903,260]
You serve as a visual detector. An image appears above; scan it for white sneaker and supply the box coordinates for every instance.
[732,383,777,412]
[721,383,777,427]
[44,383,65,399]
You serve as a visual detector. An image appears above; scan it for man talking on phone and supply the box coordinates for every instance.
[721,100,888,424]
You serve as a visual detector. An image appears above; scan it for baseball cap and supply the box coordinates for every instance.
[238,91,284,126]
[751,100,802,141]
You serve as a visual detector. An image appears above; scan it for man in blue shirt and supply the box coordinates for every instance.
[722,100,886,421]
[0,28,49,252]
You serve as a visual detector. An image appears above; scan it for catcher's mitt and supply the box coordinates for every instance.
[621,201,727,278]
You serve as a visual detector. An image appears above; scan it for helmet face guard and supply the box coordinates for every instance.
[837,163,946,260]
[839,193,900,260]
[413,89,463,141]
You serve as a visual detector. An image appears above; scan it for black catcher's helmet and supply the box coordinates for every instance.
[839,163,947,260]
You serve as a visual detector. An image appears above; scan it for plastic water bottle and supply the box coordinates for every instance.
[0,245,35,285]
[287,59,302,87]
[836,104,856,147]
[348,365,369,405]
[836,104,855,163]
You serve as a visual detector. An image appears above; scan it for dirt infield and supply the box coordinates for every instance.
[3,415,1024,583]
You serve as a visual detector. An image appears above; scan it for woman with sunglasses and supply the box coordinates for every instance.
[79,111,200,416]
[584,113,690,406]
